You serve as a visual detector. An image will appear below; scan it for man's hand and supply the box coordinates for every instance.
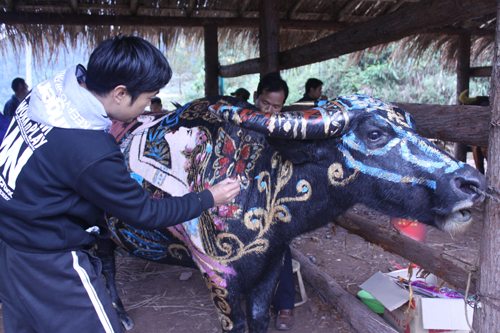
[208,178,241,206]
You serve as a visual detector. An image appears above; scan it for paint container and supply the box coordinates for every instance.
[357,290,385,314]
[390,217,427,243]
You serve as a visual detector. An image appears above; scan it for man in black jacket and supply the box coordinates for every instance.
[295,78,325,103]
[0,36,240,333]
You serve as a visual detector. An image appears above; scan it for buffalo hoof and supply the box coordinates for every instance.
[113,304,134,331]
[120,314,134,331]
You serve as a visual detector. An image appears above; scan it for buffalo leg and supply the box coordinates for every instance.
[245,257,283,333]
[94,238,135,331]
[204,275,247,333]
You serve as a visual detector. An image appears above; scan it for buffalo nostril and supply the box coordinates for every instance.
[453,175,483,197]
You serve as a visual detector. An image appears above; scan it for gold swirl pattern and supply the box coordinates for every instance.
[180,98,235,123]
[204,275,233,331]
[328,162,360,186]
[168,244,191,261]
[211,152,312,265]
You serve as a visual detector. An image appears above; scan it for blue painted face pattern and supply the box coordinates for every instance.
[336,95,462,190]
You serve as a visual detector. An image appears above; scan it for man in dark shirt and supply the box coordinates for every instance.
[231,87,251,102]
[254,72,297,331]
[3,77,29,120]
[0,36,240,333]
[295,78,325,103]
[0,113,9,143]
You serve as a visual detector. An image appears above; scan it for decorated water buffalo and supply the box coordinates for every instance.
[96,94,486,333]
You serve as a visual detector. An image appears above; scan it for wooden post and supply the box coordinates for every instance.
[454,33,471,162]
[258,0,280,77]
[204,23,219,97]
[473,2,500,331]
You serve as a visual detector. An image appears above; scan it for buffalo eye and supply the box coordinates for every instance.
[367,131,382,141]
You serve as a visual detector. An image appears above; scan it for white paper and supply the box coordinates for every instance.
[421,298,474,330]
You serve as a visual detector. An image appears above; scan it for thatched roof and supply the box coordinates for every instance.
[0,0,496,71]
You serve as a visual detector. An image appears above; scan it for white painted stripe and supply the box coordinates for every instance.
[71,251,114,333]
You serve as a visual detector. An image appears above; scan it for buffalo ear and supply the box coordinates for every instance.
[265,137,328,164]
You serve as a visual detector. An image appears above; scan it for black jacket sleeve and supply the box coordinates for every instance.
[73,149,214,230]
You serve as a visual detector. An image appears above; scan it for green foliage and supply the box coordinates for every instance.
[280,49,490,106]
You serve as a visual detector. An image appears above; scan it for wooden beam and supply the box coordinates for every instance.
[0,12,350,31]
[259,0,280,76]
[283,103,491,148]
[220,0,497,77]
[204,24,219,97]
[455,33,471,162]
[473,2,500,331]
[1,11,493,38]
[68,0,78,14]
[471,66,493,77]
[286,0,307,19]
[290,247,398,333]
[5,0,16,12]
[237,0,252,18]
[333,211,477,293]
[185,0,196,17]
[387,103,490,148]
[129,0,139,15]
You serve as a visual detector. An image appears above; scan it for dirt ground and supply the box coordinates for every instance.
[0,200,483,333]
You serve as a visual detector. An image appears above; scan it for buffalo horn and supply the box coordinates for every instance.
[209,101,349,140]
[459,90,478,105]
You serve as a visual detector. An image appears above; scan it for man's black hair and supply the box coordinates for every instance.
[11,78,25,93]
[86,35,172,104]
[151,97,162,105]
[305,78,323,94]
[256,72,289,104]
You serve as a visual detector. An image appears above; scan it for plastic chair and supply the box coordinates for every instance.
[292,259,308,307]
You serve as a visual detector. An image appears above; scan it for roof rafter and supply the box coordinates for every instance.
[219,0,497,77]
[0,11,493,37]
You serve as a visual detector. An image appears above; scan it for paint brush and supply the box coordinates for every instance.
[240,178,254,182]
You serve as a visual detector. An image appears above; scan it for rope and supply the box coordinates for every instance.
[465,266,477,333]
[478,295,500,312]
[470,185,500,203]
[487,186,500,196]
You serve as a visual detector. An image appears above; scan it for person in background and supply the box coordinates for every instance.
[254,73,288,114]
[3,77,29,121]
[0,35,241,333]
[231,87,251,102]
[295,78,326,103]
[254,72,296,331]
[150,96,163,112]
[0,113,9,143]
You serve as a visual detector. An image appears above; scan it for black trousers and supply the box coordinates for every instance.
[0,240,124,333]
[272,246,295,311]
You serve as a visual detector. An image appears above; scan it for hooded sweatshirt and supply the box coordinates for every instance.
[0,65,214,253]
